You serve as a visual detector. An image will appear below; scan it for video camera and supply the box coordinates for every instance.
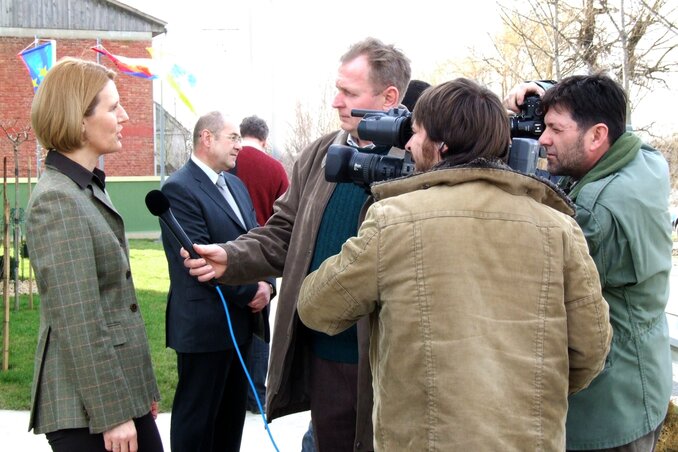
[325,108,414,187]
[325,96,548,187]
[353,107,413,149]
[509,95,544,138]
[506,95,549,176]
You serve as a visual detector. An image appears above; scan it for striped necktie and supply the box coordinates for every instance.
[216,173,246,228]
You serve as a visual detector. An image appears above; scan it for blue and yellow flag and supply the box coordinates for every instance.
[165,63,198,114]
[146,48,198,114]
[18,40,56,92]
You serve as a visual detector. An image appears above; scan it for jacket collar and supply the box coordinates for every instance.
[371,159,575,216]
[45,150,106,190]
[44,150,120,216]
[563,132,642,201]
[185,159,253,231]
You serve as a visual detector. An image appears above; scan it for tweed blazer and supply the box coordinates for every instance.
[26,163,159,435]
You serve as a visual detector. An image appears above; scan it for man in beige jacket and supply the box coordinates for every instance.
[296,78,613,451]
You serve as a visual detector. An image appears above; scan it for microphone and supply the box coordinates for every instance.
[145,189,201,259]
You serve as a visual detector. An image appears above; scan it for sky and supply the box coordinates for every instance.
[119,0,502,147]
[120,0,677,147]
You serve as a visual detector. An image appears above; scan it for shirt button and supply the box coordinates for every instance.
[126,270,131,279]
[130,303,138,312]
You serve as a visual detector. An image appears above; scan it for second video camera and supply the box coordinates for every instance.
[509,95,544,138]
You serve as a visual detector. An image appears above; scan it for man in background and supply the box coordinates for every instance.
[401,79,430,111]
[233,115,290,226]
[231,114,289,413]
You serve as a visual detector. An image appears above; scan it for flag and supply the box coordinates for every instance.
[91,46,158,79]
[165,63,198,113]
[93,45,198,114]
[18,40,56,92]
[146,47,198,114]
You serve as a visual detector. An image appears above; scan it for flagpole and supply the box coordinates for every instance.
[159,79,166,184]
[33,35,41,177]
[18,37,38,55]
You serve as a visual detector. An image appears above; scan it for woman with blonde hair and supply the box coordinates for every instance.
[26,57,162,452]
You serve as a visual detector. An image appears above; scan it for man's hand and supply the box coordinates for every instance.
[181,244,228,282]
[103,419,137,452]
[503,82,545,113]
[248,281,272,313]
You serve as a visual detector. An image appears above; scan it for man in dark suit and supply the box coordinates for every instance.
[160,111,274,452]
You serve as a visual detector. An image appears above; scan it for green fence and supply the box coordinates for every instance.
[1,176,163,237]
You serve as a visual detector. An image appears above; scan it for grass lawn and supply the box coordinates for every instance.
[0,239,178,412]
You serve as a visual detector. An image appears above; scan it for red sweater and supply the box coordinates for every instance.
[232,146,289,226]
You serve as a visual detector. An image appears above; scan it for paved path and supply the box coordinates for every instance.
[0,409,310,451]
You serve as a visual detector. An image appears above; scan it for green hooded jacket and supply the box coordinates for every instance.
[564,134,672,449]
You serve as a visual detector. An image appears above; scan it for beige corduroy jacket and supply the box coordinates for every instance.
[299,163,612,451]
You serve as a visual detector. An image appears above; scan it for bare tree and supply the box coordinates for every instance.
[434,0,677,188]
[282,82,339,176]
[0,121,30,312]
[652,132,678,192]
[602,0,678,121]
[436,0,579,98]
[428,52,501,89]
[488,0,678,113]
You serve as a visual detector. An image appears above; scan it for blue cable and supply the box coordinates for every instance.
[216,285,280,452]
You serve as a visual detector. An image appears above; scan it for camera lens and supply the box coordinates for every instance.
[325,145,415,186]
[356,109,413,149]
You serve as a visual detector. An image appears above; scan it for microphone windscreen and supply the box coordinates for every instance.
[145,190,170,216]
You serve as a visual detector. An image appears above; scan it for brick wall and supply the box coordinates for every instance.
[0,36,155,176]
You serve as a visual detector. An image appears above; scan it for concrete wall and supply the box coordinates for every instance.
[1,176,162,236]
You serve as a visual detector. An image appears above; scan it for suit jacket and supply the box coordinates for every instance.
[26,163,159,435]
[161,159,271,353]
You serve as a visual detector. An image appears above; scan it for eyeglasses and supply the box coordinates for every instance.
[225,133,242,144]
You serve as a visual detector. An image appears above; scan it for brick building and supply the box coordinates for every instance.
[0,0,166,177]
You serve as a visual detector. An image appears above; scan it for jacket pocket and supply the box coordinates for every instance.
[601,335,622,373]
[106,321,127,347]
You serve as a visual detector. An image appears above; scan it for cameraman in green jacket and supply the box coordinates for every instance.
[505,74,673,451]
